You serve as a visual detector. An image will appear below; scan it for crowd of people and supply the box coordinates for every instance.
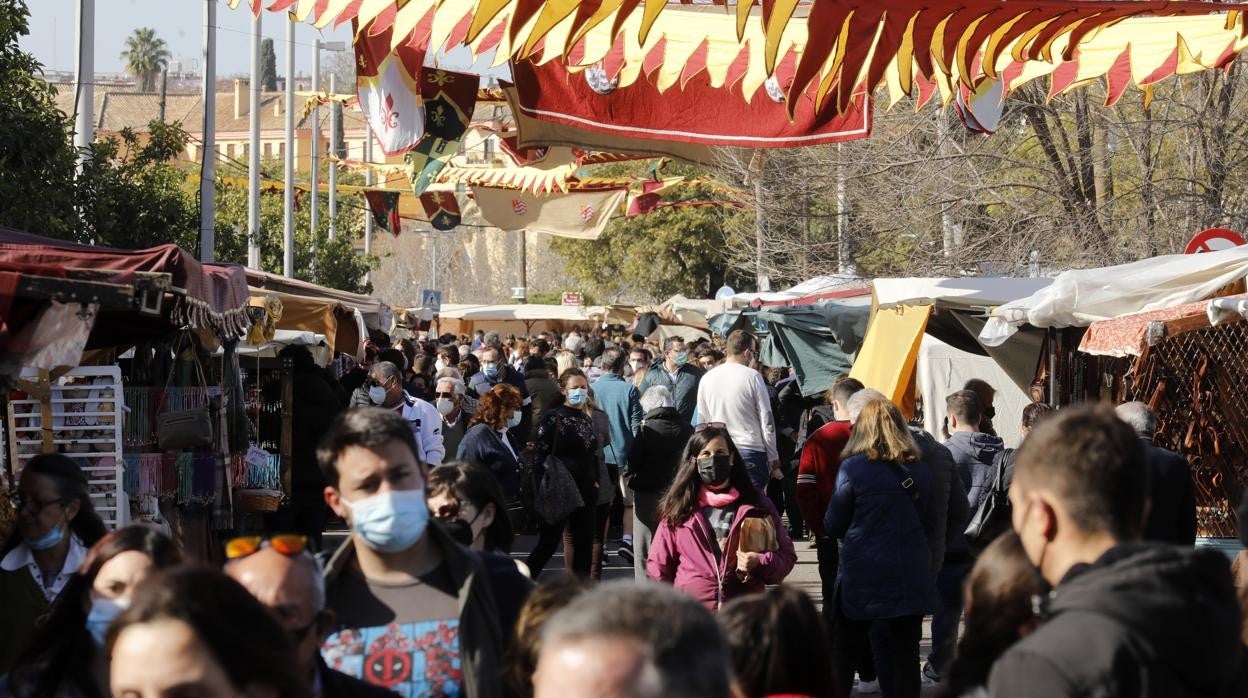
[1,325,1247,697]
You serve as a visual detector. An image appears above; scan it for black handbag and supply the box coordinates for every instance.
[532,417,585,525]
[156,338,214,451]
[966,450,1013,551]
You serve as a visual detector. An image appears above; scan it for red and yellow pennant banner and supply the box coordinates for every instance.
[230,0,1248,115]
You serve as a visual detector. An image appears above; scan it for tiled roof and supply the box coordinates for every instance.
[51,83,368,136]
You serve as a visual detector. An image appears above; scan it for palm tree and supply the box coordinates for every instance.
[120,28,171,92]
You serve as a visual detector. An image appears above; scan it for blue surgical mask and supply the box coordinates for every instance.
[342,488,429,553]
[483,363,500,379]
[567,388,588,407]
[368,385,387,405]
[86,597,128,646]
[674,352,688,367]
[26,522,65,551]
[507,410,523,428]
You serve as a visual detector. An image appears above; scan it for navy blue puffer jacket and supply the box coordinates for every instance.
[824,453,936,620]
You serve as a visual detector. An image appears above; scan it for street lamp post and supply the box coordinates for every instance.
[309,40,346,269]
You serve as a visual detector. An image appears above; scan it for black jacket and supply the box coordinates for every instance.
[626,406,693,493]
[1140,438,1197,545]
[987,543,1248,697]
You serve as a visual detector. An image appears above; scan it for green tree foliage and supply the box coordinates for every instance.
[549,163,749,302]
[260,38,278,92]
[120,27,170,92]
[213,161,377,294]
[77,121,199,250]
[0,0,78,237]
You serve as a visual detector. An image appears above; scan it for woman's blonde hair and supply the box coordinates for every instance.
[842,398,921,463]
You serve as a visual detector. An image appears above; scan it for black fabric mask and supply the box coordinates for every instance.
[696,455,732,486]
[984,406,997,420]
[439,518,474,547]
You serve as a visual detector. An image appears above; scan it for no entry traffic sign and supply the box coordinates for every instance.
[1185,228,1245,254]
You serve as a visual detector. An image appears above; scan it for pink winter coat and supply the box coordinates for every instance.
[646,495,797,611]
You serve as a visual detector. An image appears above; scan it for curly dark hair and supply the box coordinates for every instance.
[470,383,523,431]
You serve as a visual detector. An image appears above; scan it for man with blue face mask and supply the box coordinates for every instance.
[467,345,532,441]
[639,336,704,424]
[318,408,533,697]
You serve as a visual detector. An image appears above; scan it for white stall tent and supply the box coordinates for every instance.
[980,246,1248,346]
[915,335,1031,449]
[873,277,1054,311]
[434,303,608,337]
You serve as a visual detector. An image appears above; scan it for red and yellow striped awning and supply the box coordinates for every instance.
[231,0,1248,113]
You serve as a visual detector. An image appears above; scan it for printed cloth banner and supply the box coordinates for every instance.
[363,190,402,237]
[509,57,872,150]
[354,21,426,156]
[419,191,462,231]
[472,186,628,240]
[420,69,480,141]
[407,136,462,196]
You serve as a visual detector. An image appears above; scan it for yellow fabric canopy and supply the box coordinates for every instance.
[247,291,361,359]
[849,304,932,418]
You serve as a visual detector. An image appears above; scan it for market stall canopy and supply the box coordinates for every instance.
[1080,293,1248,358]
[980,247,1248,347]
[756,299,871,398]
[233,0,1248,118]
[247,291,365,360]
[872,276,1053,392]
[850,303,931,417]
[731,274,870,307]
[233,330,332,366]
[916,334,1031,448]
[245,269,394,332]
[873,277,1054,311]
[0,227,249,343]
[436,303,607,336]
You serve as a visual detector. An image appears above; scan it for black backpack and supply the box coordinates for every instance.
[965,448,1015,553]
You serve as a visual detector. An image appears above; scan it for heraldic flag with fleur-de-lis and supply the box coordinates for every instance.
[354,20,426,156]
[419,191,462,231]
[420,69,479,141]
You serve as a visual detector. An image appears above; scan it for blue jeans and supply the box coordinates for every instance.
[930,561,972,673]
[739,448,771,491]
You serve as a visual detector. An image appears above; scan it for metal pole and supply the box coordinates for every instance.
[310,41,320,264]
[158,69,167,122]
[247,12,262,269]
[199,0,216,262]
[73,0,94,167]
[328,72,338,240]
[519,229,527,303]
[363,117,374,287]
[282,17,295,277]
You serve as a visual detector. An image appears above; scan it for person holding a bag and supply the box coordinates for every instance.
[646,425,796,612]
[824,397,935,698]
[525,369,601,578]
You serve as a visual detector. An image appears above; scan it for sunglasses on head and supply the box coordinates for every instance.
[694,422,727,433]
[224,534,308,560]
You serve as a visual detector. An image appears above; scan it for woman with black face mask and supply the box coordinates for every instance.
[646,426,797,612]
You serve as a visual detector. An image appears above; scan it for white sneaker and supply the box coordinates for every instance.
[856,679,880,694]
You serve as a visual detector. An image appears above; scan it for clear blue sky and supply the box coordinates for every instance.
[19,0,353,78]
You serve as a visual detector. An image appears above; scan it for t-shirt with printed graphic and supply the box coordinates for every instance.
[321,564,462,696]
[702,504,740,559]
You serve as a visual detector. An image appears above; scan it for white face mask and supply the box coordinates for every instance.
[629,360,643,372]
[436,397,456,416]
[435,359,447,372]
[368,385,387,405]
[507,410,523,428]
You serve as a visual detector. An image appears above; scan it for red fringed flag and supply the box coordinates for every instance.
[363,190,402,237]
